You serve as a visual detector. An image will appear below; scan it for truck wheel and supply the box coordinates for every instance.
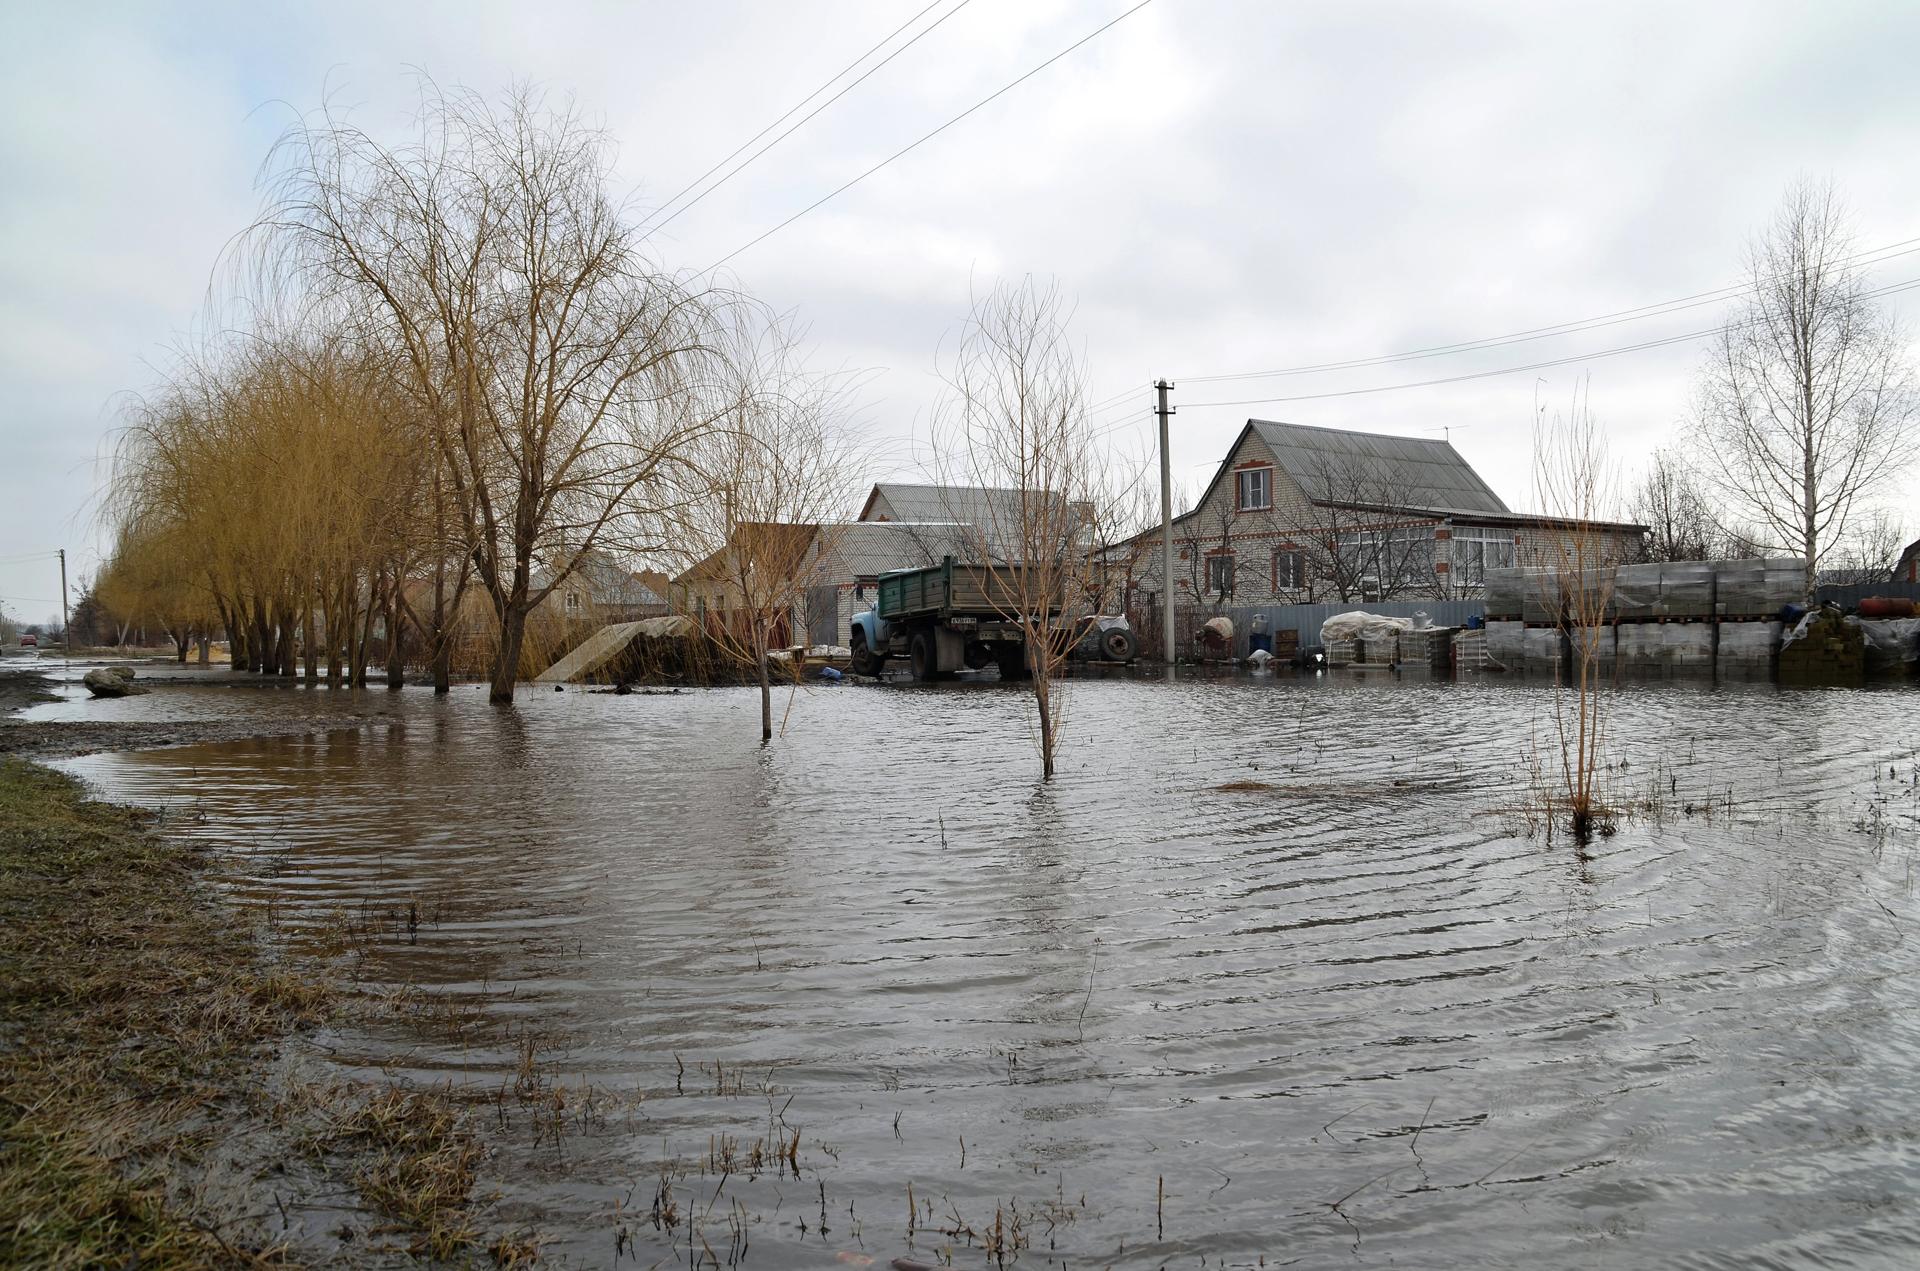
[909,632,938,682]
[996,646,1031,680]
[850,632,884,677]
[1100,628,1138,662]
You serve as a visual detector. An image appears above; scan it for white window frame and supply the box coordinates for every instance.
[565,590,583,613]
[1451,526,1517,585]
[1207,553,1237,596]
[1235,467,1272,512]
[1272,547,1305,591]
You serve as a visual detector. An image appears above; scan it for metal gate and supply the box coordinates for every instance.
[805,585,841,648]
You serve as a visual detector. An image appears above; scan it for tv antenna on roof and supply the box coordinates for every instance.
[1423,425,1474,443]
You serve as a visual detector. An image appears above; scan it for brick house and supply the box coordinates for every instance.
[1112,420,1646,609]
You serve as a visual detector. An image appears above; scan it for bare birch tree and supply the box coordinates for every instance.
[1690,177,1919,598]
[933,278,1102,781]
[259,86,732,701]
[681,324,863,742]
[1532,386,1625,840]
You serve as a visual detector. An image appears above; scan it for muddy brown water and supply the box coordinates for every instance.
[37,670,1920,1268]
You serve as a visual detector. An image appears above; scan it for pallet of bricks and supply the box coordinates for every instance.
[1613,561,1714,675]
[1714,558,1801,679]
[1452,626,1491,672]
[1397,626,1456,676]
[1778,608,1866,683]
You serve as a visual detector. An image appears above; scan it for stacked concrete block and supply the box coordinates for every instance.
[1522,625,1566,674]
[1324,638,1357,667]
[1714,557,1806,618]
[1482,568,1526,621]
[1663,623,1715,673]
[1717,620,1782,679]
[1659,562,1716,618]
[1570,625,1616,672]
[1485,620,1524,670]
[1613,563,1663,621]
[1616,622,1665,669]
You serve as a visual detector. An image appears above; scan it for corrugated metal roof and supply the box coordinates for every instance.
[819,521,979,578]
[862,483,1075,529]
[1248,420,1512,516]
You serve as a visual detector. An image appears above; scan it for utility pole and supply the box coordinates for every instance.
[1155,379,1176,667]
[57,548,70,659]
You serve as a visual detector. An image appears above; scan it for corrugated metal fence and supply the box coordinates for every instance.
[1814,580,1920,608]
[1129,599,1486,660]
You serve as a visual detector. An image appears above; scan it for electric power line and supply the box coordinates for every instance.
[706,0,1156,273]
[647,0,975,234]
[1182,235,1920,385]
[1176,275,1920,409]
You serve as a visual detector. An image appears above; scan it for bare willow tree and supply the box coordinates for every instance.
[1690,177,1919,598]
[934,278,1102,781]
[681,323,863,742]
[1532,386,1624,840]
[258,86,732,701]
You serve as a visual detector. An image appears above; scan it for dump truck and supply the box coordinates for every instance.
[848,557,1064,681]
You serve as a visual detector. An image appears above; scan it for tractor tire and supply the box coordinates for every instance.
[996,646,1032,680]
[1100,627,1139,663]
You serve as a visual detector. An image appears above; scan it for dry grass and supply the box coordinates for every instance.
[0,758,300,1267]
[0,757,513,1266]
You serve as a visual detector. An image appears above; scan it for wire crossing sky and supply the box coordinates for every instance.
[4,1,1920,609]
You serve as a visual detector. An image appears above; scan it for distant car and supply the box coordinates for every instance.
[19,633,37,647]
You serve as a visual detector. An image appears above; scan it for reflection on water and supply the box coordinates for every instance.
[57,674,1920,1267]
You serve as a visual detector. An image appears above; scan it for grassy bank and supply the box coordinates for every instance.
[0,758,498,1267]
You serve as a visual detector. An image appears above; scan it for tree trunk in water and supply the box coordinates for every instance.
[197,635,210,666]
[251,601,271,676]
[274,611,296,678]
[303,601,319,684]
[431,557,452,695]
[386,592,405,690]
[1033,668,1055,781]
[351,596,378,688]
[490,606,528,704]
[173,630,189,662]
[757,642,772,743]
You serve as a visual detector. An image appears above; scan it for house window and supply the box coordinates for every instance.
[1236,467,1272,511]
[1207,554,1236,596]
[1452,526,1517,586]
[1337,527,1434,591]
[1272,548,1306,591]
[564,591,583,613]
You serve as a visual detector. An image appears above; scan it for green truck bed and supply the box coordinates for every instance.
[876,557,1061,620]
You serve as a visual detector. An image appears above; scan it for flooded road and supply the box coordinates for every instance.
[50,672,1920,1268]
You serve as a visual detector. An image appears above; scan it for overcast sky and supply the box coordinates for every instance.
[5,1,1919,623]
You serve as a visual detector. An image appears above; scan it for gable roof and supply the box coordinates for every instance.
[859,482,1076,528]
[1246,419,1512,516]
[819,521,979,578]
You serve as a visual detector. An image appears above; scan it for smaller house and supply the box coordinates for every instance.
[1896,539,1920,584]
[535,550,669,626]
[673,481,1081,650]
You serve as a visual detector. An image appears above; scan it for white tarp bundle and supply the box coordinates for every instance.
[1319,612,1416,646]
[1855,617,1920,671]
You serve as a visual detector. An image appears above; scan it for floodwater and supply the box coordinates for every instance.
[48,670,1920,1268]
